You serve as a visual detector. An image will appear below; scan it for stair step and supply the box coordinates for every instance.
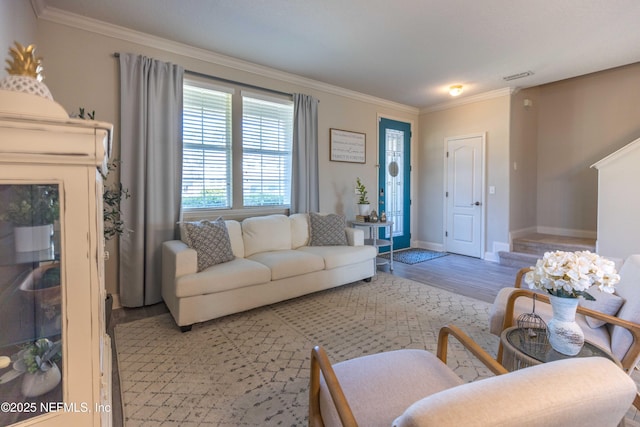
[511,233,595,256]
[499,233,597,268]
[498,251,539,269]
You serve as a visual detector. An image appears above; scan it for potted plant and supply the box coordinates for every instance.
[356,177,370,216]
[76,107,131,242]
[101,159,131,241]
[0,185,59,252]
[0,338,62,397]
[524,250,620,355]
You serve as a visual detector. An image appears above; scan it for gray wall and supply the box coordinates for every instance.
[33,16,419,298]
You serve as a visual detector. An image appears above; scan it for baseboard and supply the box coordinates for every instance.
[536,226,597,239]
[111,293,122,310]
[510,226,597,240]
[484,241,510,263]
[509,227,537,245]
[483,252,498,262]
[413,240,445,252]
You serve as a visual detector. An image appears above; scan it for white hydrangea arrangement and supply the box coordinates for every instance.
[524,251,620,300]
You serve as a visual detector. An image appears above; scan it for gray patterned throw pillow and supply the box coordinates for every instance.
[309,213,348,246]
[183,218,235,271]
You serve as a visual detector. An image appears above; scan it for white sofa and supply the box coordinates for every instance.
[162,213,377,331]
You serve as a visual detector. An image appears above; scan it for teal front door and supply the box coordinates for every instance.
[378,117,411,250]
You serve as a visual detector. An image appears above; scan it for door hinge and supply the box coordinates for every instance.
[446,151,449,158]
[446,191,449,197]
[445,231,448,237]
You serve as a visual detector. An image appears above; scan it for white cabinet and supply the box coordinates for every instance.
[0,91,112,426]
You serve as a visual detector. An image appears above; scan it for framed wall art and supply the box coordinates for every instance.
[330,128,366,163]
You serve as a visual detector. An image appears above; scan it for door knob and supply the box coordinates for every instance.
[471,201,481,206]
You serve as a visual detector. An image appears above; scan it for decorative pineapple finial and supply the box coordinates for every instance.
[5,42,44,81]
[0,41,53,100]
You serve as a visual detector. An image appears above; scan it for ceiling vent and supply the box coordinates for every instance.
[503,71,534,81]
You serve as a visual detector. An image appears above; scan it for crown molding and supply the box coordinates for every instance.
[420,87,515,114]
[34,3,419,115]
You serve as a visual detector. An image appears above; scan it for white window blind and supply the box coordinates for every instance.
[182,82,232,208]
[242,93,293,207]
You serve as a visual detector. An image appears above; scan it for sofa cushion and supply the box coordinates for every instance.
[225,220,245,258]
[175,257,271,297]
[182,218,235,271]
[320,350,464,427]
[579,286,625,329]
[247,250,324,280]
[309,212,347,246]
[299,245,377,270]
[290,213,310,248]
[242,214,292,257]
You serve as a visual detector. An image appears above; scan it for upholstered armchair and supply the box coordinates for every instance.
[309,325,636,427]
[489,254,640,375]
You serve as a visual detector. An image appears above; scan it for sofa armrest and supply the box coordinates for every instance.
[345,227,364,246]
[162,240,198,279]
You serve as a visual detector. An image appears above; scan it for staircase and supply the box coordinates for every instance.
[498,233,596,268]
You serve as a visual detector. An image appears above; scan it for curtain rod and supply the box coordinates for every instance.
[113,52,293,98]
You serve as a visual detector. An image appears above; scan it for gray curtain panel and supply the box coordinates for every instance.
[118,53,184,307]
[291,93,320,214]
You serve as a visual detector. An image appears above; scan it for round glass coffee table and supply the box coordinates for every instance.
[500,326,621,371]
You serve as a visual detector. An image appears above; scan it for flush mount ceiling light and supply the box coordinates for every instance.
[449,85,463,96]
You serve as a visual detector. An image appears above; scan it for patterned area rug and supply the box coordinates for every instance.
[378,248,449,264]
[113,273,499,426]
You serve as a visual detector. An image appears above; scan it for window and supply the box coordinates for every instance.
[181,80,294,211]
[242,93,293,207]
[182,82,232,208]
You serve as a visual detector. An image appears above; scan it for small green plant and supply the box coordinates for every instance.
[77,107,95,120]
[19,338,61,374]
[356,177,368,204]
[101,159,131,240]
[76,108,131,240]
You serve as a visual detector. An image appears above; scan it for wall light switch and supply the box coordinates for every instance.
[489,186,496,194]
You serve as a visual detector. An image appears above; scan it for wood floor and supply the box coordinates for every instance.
[107,253,521,426]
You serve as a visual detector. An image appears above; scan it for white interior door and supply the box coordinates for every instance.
[445,134,485,258]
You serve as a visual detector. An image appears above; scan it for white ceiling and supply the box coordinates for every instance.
[37,0,640,109]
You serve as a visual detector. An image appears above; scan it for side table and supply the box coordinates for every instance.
[500,326,621,371]
[351,221,393,272]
